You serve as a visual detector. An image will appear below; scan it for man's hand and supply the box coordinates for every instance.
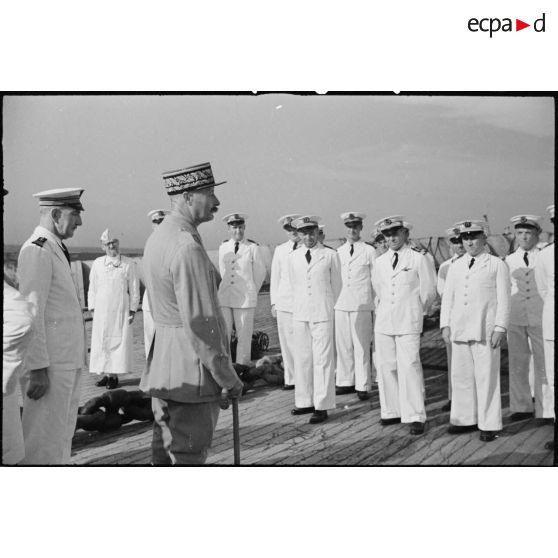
[219,378,244,409]
[490,330,505,349]
[128,311,136,324]
[271,305,277,319]
[27,368,50,400]
[441,327,451,345]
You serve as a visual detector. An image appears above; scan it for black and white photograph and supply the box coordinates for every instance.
[2,93,555,466]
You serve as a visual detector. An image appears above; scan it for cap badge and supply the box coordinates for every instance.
[385,219,392,225]
[303,217,310,223]
[520,216,527,223]
[453,228,460,235]
[464,221,471,228]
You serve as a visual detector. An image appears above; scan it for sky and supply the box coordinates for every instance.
[2,94,554,251]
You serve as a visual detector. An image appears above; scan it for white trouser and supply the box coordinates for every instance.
[276,310,296,385]
[450,341,502,431]
[508,324,552,417]
[20,368,82,465]
[2,389,25,465]
[335,310,373,391]
[292,320,336,411]
[375,333,426,423]
[543,339,554,419]
[222,307,255,365]
[143,309,155,359]
[444,340,452,400]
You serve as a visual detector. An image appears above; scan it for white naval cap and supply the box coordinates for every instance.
[147,209,170,222]
[446,225,462,240]
[340,211,366,225]
[100,228,118,244]
[33,188,85,211]
[402,221,414,232]
[455,220,488,234]
[292,215,322,231]
[278,214,302,228]
[374,215,406,233]
[223,212,248,225]
[510,214,542,230]
[547,204,555,219]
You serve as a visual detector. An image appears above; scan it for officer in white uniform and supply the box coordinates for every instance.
[270,214,302,389]
[218,213,266,365]
[505,214,552,422]
[535,204,555,451]
[371,216,437,435]
[436,226,467,411]
[289,215,342,424]
[142,209,169,357]
[441,220,511,442]
[334,212,376,400]
[17,188,87,464]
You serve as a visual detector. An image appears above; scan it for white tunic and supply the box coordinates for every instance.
[505,247,543,327]
[372,246,437,335]
[289,244,342,322]
[334,240,376,311]
[218,239,266,309]
[437,255,462,298]
[535,243,554,341]
[441,252,511,342]
[88,255,140,375]
[270,240,299,312]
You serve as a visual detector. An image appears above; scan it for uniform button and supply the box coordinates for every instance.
[526,289,530,292]
[465,275,469,279]
[464,302,468,306]
[526,297,530,300]
[464,293,467,297]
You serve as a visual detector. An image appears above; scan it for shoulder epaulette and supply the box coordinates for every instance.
[222,239,228,243]
[364,241,375,247]
[324,244,334,250]
[453,253,465,262]
[411,246,423,253]
[31,237,47,248]
[247,238,259,245]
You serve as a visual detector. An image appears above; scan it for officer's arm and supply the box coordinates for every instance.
[87,260,97,311]
[440,264,455,331]
[172,243,240,390]
[494,259,511,331]
[269,246,280,306]
[368,247,376,307]
[17,244,52,370]
[252,245,267,292]
[534,252,548,299]
[330,251,343,302]
[218,244,226,278]
[128,260,141,312]
[418,253,437,313]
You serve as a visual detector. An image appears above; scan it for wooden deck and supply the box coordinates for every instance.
[70,293,555,466]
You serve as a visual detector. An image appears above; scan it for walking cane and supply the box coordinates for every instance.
[232,398,240,465]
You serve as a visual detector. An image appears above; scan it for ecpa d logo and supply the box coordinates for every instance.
[468,13,545,37]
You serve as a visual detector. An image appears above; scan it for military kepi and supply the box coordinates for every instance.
[341,212,366,225]
[162,162,226,195]
[510,214,542,230]
[33,188,85,211]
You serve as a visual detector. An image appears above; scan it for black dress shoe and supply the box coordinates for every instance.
[510,412,534,422]
[380,417,401,426]
[356,390,370,401]
[336,385,356,395]
[447,424,478,434]
[106,376,119,390]
[441,400,452,412]
[309,410,328,424]
[95,376,109,387]
[282,384,295,391]
[410,422,425,435]
[544,440,554,451]
[479,430,498,442]
[291,406,315,416]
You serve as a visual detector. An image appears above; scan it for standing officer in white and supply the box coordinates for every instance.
[17,188,87,464]
[270,214,302,389]
[289,216,342,424]
[372,216,436,435]
[335,212,376,400]
[441,220,511,442]
[436,226,466,412]
[505,214,552,422]
[535,204,555,451]
[218,213,266,365]
[88,229,140,390]
[142,209,169,357]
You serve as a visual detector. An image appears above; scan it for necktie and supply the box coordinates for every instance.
[305,250,311,264]
[523,252,529,267]
[468,257,475,269]
[234,242,239,254]
[293,241,298,251]
[350,244,354,256]
[392,252,398,270]
[60,242,71,266]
